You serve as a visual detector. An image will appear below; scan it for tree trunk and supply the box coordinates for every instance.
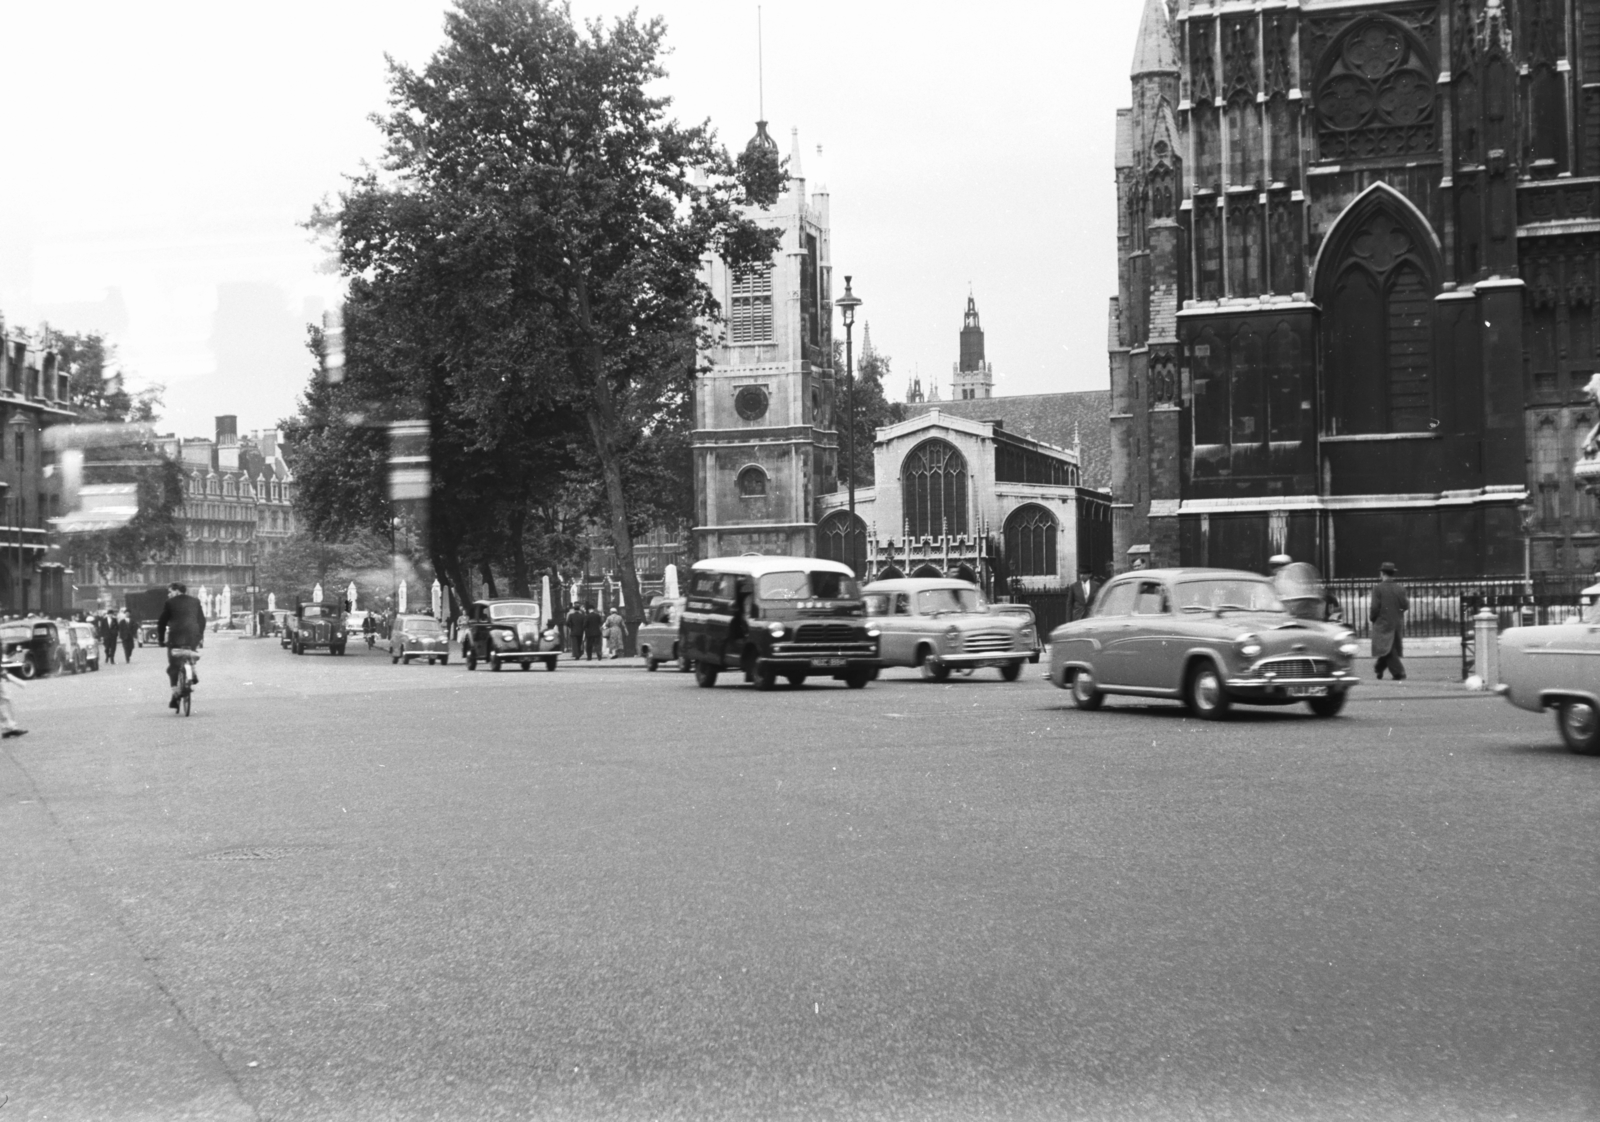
[479,559,498,599]
[508,507,531,597]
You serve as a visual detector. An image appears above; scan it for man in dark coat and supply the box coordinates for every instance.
[100,614,118,665]
[155,582,207,708]
[565,604,584,659]
[118,611,136,662]
[583,603,604,661]
[1065,566,1100,622]
[1369,561,1409,681]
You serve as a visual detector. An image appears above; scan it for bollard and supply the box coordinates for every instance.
[1474,607,1499,689]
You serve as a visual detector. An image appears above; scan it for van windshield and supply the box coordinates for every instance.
[757,570,860,601]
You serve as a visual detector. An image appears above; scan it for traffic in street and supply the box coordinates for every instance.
[3,635,1595,1121]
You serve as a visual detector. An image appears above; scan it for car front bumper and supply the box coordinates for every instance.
[930,650,1028,667]
[1223,670,1356,699]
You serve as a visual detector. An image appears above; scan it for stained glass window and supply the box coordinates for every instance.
[901,439,968,539]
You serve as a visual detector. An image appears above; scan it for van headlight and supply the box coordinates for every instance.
[768,622,786,638]
[1235,633,1262,658]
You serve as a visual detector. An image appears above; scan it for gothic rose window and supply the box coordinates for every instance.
[901,438,968,539]
[1314,17,1436,162]
[1003,503,1058,578]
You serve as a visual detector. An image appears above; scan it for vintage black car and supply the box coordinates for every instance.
[288,602,348,655]
[1,618,63,678]
[462,599,560,671]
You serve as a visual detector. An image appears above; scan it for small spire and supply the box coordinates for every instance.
[1131,0,1179,78]
[789,126,804,179]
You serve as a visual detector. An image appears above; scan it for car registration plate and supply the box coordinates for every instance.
[1287,685,1327,697]
[809,657,847,668]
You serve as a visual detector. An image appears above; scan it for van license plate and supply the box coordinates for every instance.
[1288,686,1327,697]
[810,657,847,668]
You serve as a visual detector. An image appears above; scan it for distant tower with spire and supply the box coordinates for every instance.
[951,292,994,400]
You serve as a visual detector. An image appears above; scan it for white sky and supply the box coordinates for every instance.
[0,1,1146,440]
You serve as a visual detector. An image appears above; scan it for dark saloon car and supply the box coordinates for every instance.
[462,599,560,671]
[1,618,63,678]
[288,602,349,655]
[1048,567,1360,719]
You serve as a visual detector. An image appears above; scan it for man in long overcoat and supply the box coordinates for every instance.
[565,604,584,659]
[1065,567,1100,622]
[1369,561,1409,680]
[100,614,118,664]
[583,603,604,661]
[118,611,136,662]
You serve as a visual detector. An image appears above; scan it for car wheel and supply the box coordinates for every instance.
[843,668,871,689]
[754,663,779,690]
[520,659,531,671]
[645,655,658,671]
[19,655,38,680]
[440,656,449,666]
[544,658,556,671]
[694,661,718,688]
[1307,691,1348,718]
[1068,668,1105,710]
[999,661,1023,682]
[392,653,400,664]
[920,657,951,682]
[466,649,477,671]
[1185,663,1231,720]
[786,672,807,688]
[491,656,502,672]
[1558,700,1600,755]
[677,651,690,673]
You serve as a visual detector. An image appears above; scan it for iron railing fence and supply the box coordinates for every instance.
[1324,575,1593,640]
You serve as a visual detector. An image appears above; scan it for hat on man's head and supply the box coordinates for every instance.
[1268,553,1291,567]
[1380,561,1397,574]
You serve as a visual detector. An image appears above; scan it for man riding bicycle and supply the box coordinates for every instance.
[155,582,206,710]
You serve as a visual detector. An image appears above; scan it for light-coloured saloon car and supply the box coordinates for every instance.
[1497,584,1600,755]
[389,613,450,665]
[862,578,1034,681]
[638,597,687,671]
[1048,567,1360,718]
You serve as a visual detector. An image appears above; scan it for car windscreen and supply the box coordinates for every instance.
[1173,578,1284,614]
[757,571,860,601]
[916,588,985,615]
[301,606,330,618]
[402,618,442,633]
[488,602,539,620]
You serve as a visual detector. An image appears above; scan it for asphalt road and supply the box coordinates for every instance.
[2,638,1597,1122]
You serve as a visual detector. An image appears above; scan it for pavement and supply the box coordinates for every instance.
[2,637,1596,1121]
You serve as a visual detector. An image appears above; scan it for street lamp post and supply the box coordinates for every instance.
[834,276,863,577]
[1518,498,1536,598]
[10,413,28,615]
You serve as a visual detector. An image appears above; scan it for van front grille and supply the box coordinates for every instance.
[795,623,859,644]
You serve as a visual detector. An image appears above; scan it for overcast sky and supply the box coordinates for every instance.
[0,1,1145,440]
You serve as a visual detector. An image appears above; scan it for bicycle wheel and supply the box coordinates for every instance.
[182,683,192,716]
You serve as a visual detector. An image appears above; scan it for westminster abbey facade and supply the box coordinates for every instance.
[1113,0,1600,578]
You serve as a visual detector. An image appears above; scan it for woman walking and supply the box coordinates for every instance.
[603,607,625,659]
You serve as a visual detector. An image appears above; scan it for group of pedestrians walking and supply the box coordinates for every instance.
[90,610,137,666]
[561,603,626,660]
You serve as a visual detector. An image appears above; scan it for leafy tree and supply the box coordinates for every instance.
[48,328,164,424]
[318,0,781,640]
[835,336,906,486]
[255,528,395,610]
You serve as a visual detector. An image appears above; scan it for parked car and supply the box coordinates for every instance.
[990,603,1043,663]
[389,613,450,665]
[461,599,560,671]
[1047,567,1360,719]
[136,620,160,646]
[287,602,349,655]
[862,578,1033,681]
[680,556,880,689]
[637,597,687,671]
[67,622,100,672]
[1497,582,1600,755]
[1,618,63,679]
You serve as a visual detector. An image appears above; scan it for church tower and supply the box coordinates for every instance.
[951,294,994,400]
[692,123,837,559]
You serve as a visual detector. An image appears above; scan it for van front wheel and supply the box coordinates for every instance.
[694,662,719,688]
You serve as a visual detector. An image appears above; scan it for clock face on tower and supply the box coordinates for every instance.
[735,385,769,421]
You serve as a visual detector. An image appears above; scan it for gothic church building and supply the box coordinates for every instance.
[1113,0,1600,579]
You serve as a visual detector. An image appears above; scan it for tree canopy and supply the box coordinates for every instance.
[295,0,781,633]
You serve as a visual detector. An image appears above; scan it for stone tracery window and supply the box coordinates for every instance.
[817,510,867,574]
[901,438,968,539]
[1004,504,1058,578]
[1314,17,1436,162]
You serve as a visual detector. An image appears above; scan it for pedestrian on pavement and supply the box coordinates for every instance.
[583,603,603,661]
[565,604,584,659]
[1370,561,1409,681]
[1066,566,1100,622]
[100,614,118,665]
[118,610,135,662]
[0,655,27,738]
[155,583,206,709]
[603,607,625,659]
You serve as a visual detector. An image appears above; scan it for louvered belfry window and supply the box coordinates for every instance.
[729,264,774,344]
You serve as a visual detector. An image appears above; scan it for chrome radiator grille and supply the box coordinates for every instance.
[1259,657,1330,679]
[795,623,859,644]
[962,631,1015,653]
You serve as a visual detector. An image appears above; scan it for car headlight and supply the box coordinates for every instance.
[1335,630,1358,658]
[492,631,513,646]
[768,622,786,638]
[1235,633,1263,658]
[866,627,881,639]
